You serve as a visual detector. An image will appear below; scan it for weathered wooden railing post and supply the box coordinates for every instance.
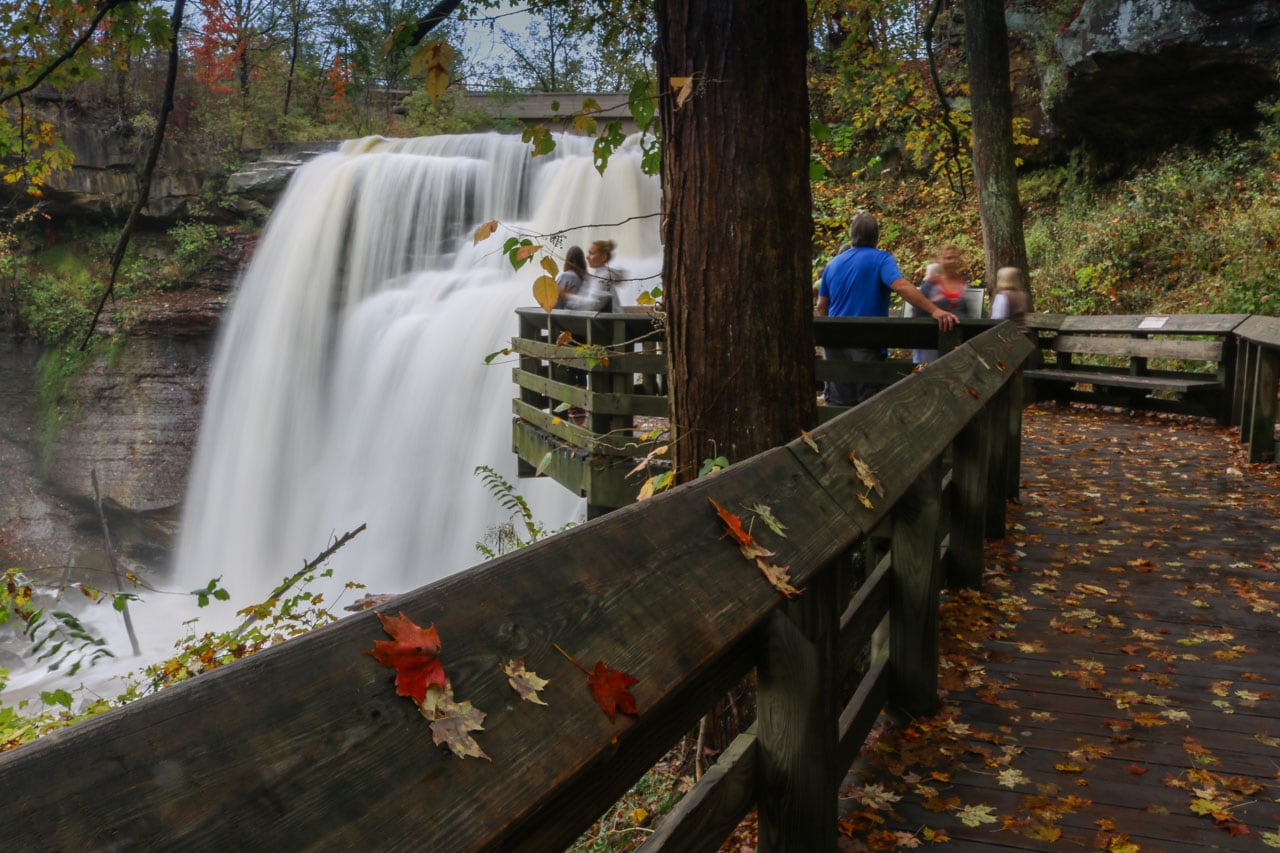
[516,312,550,478]
[1233,317,1280,463]
[947,403,992,590]
[984,382,1013,539]
[1245,339,1279,463]
[1232,338,1254,428]
[888,459,943,718]
[756,564,840,851]
[1003,369,1024,501]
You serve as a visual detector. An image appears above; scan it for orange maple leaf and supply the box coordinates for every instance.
[709,497,752,547]
[709,497,774,559]
[588,660,640,723]
[365,611,447,704]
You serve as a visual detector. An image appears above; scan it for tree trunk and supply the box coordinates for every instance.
[965,0,1031,297]
[656,0,816,483]
[284,18,300,115]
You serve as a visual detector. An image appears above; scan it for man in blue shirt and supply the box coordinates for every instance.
[816,212,958,405]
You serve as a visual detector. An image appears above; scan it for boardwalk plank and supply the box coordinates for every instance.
[840,405,1280,850]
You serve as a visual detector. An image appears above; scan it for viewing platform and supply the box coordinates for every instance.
[0,314,1275,850]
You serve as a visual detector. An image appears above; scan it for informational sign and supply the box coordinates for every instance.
[1138,316,1169,330]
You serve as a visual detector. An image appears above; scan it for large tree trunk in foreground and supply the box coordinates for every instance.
[656,0,816,482]
[966,0,1031,296]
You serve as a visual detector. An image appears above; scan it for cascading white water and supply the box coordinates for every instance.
[0,133,662,705]
[174,132,663,606]
[0,131,660,701]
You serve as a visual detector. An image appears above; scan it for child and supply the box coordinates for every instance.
[990,266,1029,332]
[991,266,1041,369]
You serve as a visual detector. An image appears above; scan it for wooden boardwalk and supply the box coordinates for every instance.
[839,403,1280,852]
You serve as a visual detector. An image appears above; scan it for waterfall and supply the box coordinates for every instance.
[173,131,663,607]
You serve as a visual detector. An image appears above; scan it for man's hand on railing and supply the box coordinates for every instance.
[931,308,959,331]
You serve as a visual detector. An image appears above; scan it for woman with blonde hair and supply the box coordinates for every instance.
[991,266,1030,332]
[914,244,971,363]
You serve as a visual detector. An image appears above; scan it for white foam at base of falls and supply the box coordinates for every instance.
[1,131,662,706]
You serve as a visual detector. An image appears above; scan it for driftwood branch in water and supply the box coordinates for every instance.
[79,0,186,351]
[232,523,368,639]
[91,468,142,657]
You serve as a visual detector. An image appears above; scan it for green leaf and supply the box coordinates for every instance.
[41,689,72,709]
[629,78,656,132]
[592,121,627,175]
[521,125,555,157]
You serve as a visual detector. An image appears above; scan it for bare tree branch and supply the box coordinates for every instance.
[233,523,368,638]
[80,0,186,351]
[923,0,967,196]
[407,0,465,47]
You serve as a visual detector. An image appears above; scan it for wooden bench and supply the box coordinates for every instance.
[1025,314,1248,423]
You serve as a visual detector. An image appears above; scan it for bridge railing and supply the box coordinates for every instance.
[511,308,1001,514]
[1234,314,1280,462]
[1023,312,1279,462]
[0,323,1034,851]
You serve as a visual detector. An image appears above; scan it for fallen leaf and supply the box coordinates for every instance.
[800,429,820,453]
[710,497,774,559]
[848,451,886,497]
[757,558,803,598]
[747,503,788,537]
[552,641,639,723]
[588,660,639,723]
[366,611,446,704]
[955,803,999,827]
[420,682,489,760]
[343,592,396,612]
[503,658,549,705]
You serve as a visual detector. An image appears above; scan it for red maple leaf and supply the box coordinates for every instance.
[553,642,640,723]
[588,660,639,722]
[365,611,446,704]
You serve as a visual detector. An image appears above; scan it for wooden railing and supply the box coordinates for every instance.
[1023,313,1279,462]
[0,323,1033,851]
[511,309,1280,511]
[1233,314,1280,462]
[511,309,1001,514]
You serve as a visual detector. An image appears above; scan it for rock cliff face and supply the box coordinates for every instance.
[0,333,208,579]
[0,272,232,579]
[1042,0,1280,162]
[32,96,224,222]
[0,324,217,579]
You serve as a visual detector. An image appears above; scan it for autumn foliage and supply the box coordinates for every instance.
[365,611,445,704]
